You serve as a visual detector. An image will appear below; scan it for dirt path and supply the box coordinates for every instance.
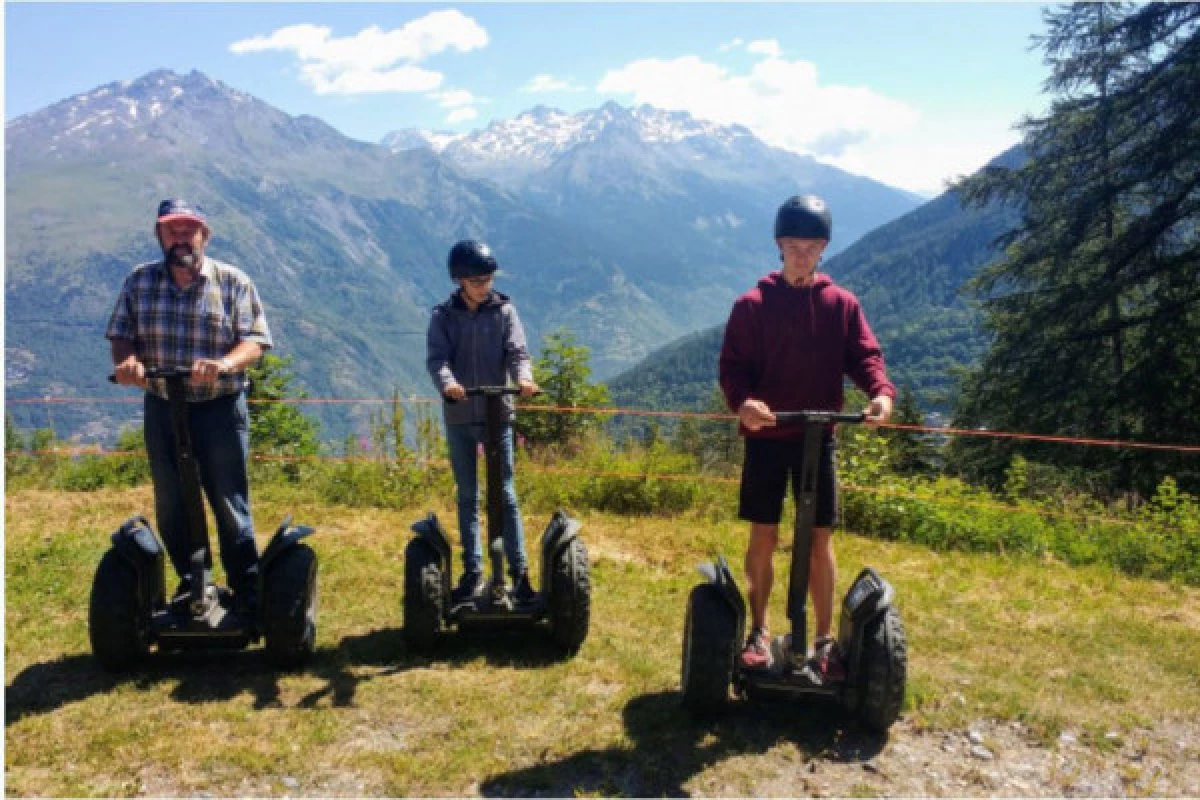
[746,716,1199,798]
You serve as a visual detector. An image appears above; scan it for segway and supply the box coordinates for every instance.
[89,366,319,670]
[680,411,907,732]
[404,386,590,654]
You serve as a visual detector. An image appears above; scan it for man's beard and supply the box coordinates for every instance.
[165,243,200,270]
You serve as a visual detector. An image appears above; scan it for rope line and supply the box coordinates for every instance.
[7,396,1199,453]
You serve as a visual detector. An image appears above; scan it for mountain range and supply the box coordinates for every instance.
[6,69,939,442]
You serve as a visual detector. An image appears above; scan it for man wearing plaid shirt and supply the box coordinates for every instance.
[107,198,274,616]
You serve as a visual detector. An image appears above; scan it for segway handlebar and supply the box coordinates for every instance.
[446,385,541,402]
[465,386,523,397]
[108,366,196,383]
[772,410,867,426]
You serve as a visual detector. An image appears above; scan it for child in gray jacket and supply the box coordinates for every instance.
[426,239,539,604]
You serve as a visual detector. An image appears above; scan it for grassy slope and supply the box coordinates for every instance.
[5,486,1200,796]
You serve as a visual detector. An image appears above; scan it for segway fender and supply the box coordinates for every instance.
[111,515,162,561]
[539,509,582,596]
[411,513,454,567]
[696,555,747,648]
[260,515,317,575]
[109,515,166,611]
[839,567,896,695]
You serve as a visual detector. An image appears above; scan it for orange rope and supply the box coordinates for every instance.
[7,396,1199,452]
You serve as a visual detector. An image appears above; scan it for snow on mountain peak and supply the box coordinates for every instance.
[382,102,753,167]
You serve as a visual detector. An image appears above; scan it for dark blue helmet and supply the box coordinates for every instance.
[447,239,498,280]
[774,195,832,241]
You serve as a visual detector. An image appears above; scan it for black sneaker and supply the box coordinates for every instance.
[451,571,486,604]
[512,571,537,604]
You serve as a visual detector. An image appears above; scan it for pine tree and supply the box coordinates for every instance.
[516,328,611,449]
[951,2,1200,494]
[886,387,940,476]
[246,354,321,457]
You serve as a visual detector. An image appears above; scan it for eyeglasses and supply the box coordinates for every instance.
[463,276,494,286]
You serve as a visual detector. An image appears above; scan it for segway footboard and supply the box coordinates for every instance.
[838,567,907,731]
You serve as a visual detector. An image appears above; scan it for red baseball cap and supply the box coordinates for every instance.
[156,198,207,226]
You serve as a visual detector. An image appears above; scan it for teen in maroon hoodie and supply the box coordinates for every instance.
[718,194,895,680]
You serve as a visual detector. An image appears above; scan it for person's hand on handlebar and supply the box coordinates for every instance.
[864,394,893,425]
[114,356,147,389]
[191,357,227,385]
[518,379,539,398]
[738,398,776,432]
[444,383,466,401]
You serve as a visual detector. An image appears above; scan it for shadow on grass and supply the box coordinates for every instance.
[5,649,292,726]
[479,689,889,797]
[6,624,570,724]
[297,624,569,708]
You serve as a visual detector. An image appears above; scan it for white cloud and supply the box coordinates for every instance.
[446,107,479,124]
[521,73,584,93]
[300,64,442,95]
[746,39,781,58]
[229,10,487,95]
[826,114,1023,196]
[717,37,744,53]
[432,89,477,108]
[599,54,1015,192]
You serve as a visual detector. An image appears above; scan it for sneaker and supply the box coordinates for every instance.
[740,626,772,670]
[451,571,486,604]
[812,636,846,682]
[512,571,537,605]
[488,577,512,610]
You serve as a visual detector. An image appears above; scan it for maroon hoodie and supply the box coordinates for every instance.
[719,271,896,439]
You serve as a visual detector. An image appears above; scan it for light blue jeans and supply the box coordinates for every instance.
[445,422,528,577]
[144,391,260,595]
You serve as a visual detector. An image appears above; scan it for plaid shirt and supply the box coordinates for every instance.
[106,256,273,402]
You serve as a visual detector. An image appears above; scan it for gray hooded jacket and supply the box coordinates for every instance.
[426,289,534,426]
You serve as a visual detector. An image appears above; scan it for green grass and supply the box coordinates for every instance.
[5,486,1200,796]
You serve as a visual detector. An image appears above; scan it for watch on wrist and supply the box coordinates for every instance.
[219,357,234,373]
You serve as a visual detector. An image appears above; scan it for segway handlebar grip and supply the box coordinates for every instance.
[772,410,867,426]
[108,366,194,383]
[465,386,524,397]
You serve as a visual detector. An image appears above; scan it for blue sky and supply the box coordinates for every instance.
[5,2,1051,195]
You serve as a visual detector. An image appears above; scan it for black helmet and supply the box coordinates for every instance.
[774,195,832,241]
[447,239,498,280]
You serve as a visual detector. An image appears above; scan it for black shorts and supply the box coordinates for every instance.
[738,433,839,527]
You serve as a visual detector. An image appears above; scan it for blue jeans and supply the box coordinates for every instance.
[445,422,528,577]
[144,391,260,595]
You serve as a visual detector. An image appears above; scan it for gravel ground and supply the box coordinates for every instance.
[747,716,1200,798]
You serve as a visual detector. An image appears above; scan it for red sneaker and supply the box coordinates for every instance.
[740,627,772,670]
[813,636,846,682]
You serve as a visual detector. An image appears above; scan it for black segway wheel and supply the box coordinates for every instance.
[681,583,737,715]
[858,605,907,732]
[261,543,318,668]
[547,537,590,654]
[88,549,150,671]
[404,538,445,648]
